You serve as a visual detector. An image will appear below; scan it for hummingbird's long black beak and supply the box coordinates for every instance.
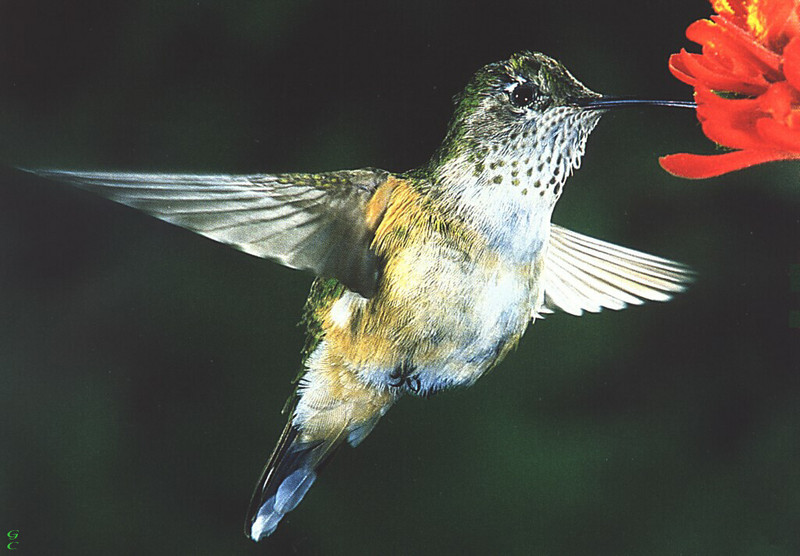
[572,96,696,110]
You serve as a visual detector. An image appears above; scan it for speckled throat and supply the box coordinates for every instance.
[428,105,604,262]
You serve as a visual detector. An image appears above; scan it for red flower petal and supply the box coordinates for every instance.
[759,1,799,50]
[681,19,774,93]
[711,15,783,73]
[789,109,800,128]
[668,51,697,86]
[677,50,767,94]
[758,81,800,119]
[783,36,800,90]
[659,149,798,179]
[755,117,800,151]
[694,87,767,150]
[688,17,780,77]
[662,0,800,179]
[712,1,796,56]
[781,5,800,44]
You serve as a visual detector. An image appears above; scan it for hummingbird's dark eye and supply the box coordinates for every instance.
[509,82,537,108]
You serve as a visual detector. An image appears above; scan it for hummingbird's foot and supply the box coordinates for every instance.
[388,363,420,393]
[405,374,421,394]
[388,363,408,387]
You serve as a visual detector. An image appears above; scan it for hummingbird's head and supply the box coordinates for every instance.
[424,51,692,261]
[428,51,692,206]
[429,51,611,200]
[455,50,603,126]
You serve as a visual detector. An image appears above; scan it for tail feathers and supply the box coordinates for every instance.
[245,421,344,541]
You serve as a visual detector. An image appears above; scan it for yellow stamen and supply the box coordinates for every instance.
[745,0,767,40]
[712,0,735,17]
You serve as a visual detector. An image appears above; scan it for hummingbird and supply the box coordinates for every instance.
[29,51,695,541]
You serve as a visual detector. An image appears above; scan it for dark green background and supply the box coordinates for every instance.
[1,1,799,554]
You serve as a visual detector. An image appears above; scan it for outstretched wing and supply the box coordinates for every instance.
[540,224,693,317]
[30,168,395,297]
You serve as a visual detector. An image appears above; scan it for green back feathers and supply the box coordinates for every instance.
[282,277,347,414]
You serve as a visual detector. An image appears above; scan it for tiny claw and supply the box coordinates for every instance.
[406,374,421,394]
[388,367,405,388]
[388,363,418,390]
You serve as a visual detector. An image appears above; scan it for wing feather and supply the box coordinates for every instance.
[30,168,390,296]
[541,224,693,317]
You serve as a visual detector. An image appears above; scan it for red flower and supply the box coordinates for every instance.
[660,0,800,179]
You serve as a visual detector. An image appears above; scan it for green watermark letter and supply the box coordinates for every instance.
[6,530,19,550]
